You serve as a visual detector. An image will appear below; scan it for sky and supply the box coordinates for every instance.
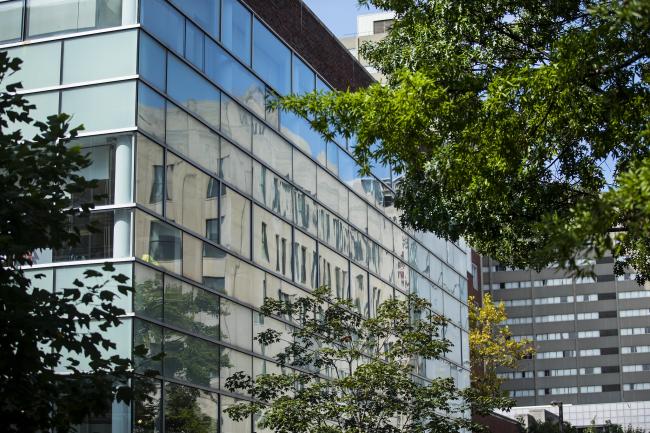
[303,0,381,36]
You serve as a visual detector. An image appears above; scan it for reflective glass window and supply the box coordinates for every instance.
[369,276,392,318]
[63,30,137,84]
[213,254,265,307]
[320,244,350,301]
[351,264,369,317]
[430,255,443,287]
[293,230,317,290]
[444,292,461,326]
[167,54,220,129]
[445,324,462,365]
[221,395,251,433]
[61,81,136,132]
[221,0,251,64]
[134,319,163,374]
[139,31,166,90]
[219,186,251,258]
[318,206,350,257]
[182,232,203,282]
[253,205,292,279]
[5,91,58,138]
[52,210,120,262]
[205,39,264,118]
[349,228,368,267]
[395,260,410,294]
[317,167,348,219]
[138,83,166,142]
[220,298,253,350]
[292,55,314,94]
[0,1,23,42]
[164,276,219,339]
[184,21,204,70]
[220,348,252,391]
[170,0,219,38]
[253,162,293,222]
[133,378,161,433]
[280,111,326,165]
[293,149,316,196]
[221,94,252,151]
[349,193,367,233]
[4,41,61,90]
[135,211,182,274]
[136,134,164,214]
[140,0,184,53]
[252,119,292,178]
[326,141,339,175]
[166,102,220,174]
[163,382,218,432]
[377,246,394,284]
[430,279,442,313]
[28,0,125,37]
[293,189,317,236]
[134,263,163,321]
[252,18,290,95]
[163,330,220,388]
[253,313,290,358]
[71,133,133,206]
[220,139,252,194]
[165,153,218,237]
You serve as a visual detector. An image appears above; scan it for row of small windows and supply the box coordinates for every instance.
[624,383,650,391]
[503,366,623,379]
[505,311,620,325]
[622,364,650,373]
[511,385,623,398]
[485,277,596,290]
[537,350,576,359]
[493,291,649,306]
[515,329,620,341]
[622,346,650,354]
[621,327,650,336]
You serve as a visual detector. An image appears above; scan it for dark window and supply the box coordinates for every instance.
[600,329,618,337]
[373,19,393,34]
[53,211,114,261]
[603,384,621,392]
[599,311,617,318]
[598,274,615,282]
[148,220,181,261]
[598,292,616,300]
[602,366,620,374]
[601,347,619,355]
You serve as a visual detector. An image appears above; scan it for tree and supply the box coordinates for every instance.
[279,0,650,281]
[224,287,509,433]
[525,420,577,433]
[469,293,535,398]
[0,52,134,432]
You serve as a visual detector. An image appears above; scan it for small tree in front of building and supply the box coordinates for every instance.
[224,287,509,433]
[469,293,535,399]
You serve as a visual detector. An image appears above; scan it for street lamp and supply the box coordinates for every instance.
[551,401,564,433]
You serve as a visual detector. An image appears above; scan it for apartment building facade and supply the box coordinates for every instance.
[0,0,471,431]
[484,257,650,429]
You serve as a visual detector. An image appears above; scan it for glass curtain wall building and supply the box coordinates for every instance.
[1,0,470,431]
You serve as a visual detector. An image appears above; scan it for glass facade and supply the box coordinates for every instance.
[2,1,470,431]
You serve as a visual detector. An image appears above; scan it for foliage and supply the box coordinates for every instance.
[0,52,134,432]
[469,294,535,398]
[525,420,576,433]
[279,0,650,280]
[224,287,510,433]
[585,420,648,433]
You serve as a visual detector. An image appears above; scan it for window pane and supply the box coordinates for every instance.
[351,263,369,317]
[28,0,124,37]
[294,230,317,290]
[61,81,136,132]
[136,134,164,214]
[182,232,203,282]
[221,94,252,150]
[53,211,119,262]
[205,39,264,118]
[184,21,204,70]
[281,112,326,165]
[167,55,220,129]
[135,211,182,274]
[220,139,252,194]
[139,31,166,90]
[292,149,316,196]
[138,83,166,142]
[63,30,137,84]
[292,55,314,94]
[220,348,251,391]
[221,0,250,64]
[170,0,219,38]
[163,330,220,388]
[220,186,251,257]
[4,41,61,90]
[252,119,292,178]
[220,395,251,433]
[319,244,349,301]
[317,167,348,219]
[134,319,163,374]
[293,189,317,236]
[134,263,163,321]
[71,133,133,206]
[164,382,218,433]
[164,276,219,339]
[220,298,252,350]
[253,162,293,222]
[252,18,290,95]
[349,227,368,267]
[166,102,220,174]
[317,206,350,257]
[6,91,58,139]
[253,205,291,279]
[140,0,184,53]
[326,142,339,175]
[165,152,219,237]
[349,193,367,233]
[0,1,23,42]
[369,276,392,318]
[133,378,162,433]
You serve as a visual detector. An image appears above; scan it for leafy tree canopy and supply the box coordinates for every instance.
[224,287,510,433]
[469,294,535,398]
[280,0,650,280]
[0,52,134,432]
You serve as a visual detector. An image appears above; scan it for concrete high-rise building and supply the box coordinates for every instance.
[483,257,650,430]
[339,11,395,83]
[1,1,471,431]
